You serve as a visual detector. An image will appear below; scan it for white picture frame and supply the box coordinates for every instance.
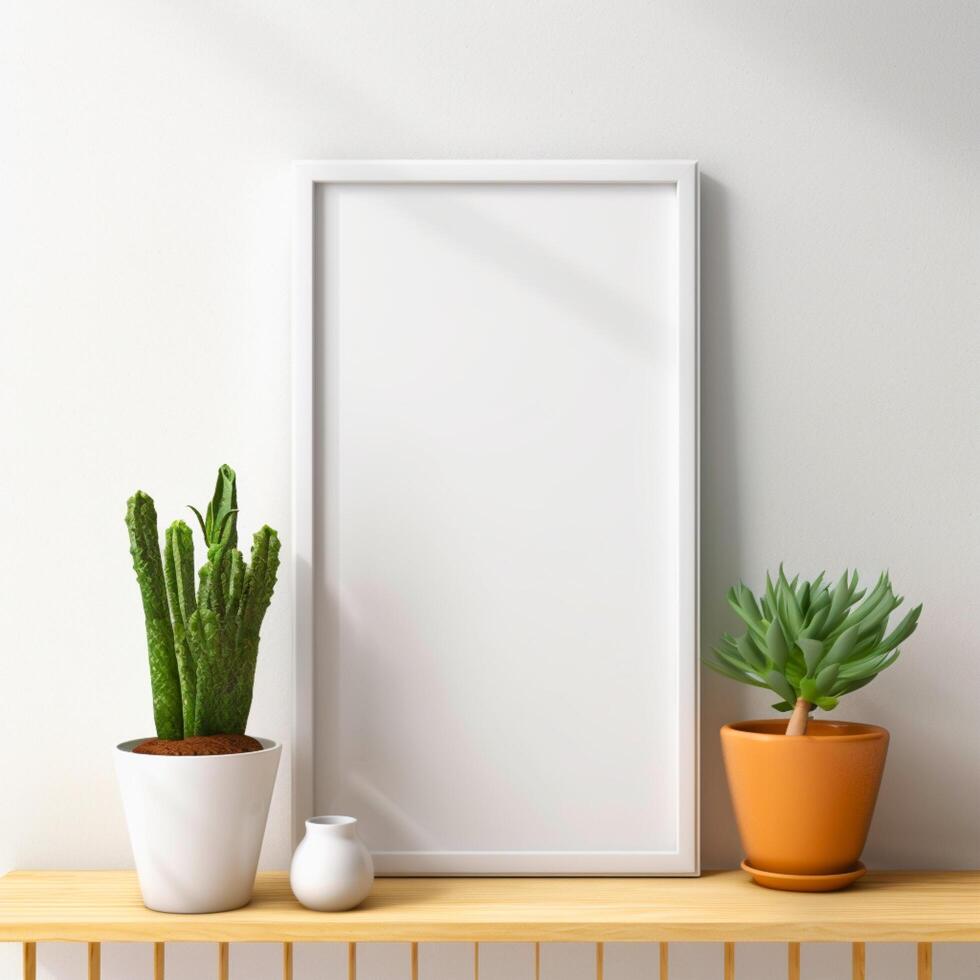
[292,160,699,874]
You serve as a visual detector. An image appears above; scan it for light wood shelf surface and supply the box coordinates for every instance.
[1,871,977,945]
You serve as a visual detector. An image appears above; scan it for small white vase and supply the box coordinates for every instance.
[290,816,374,911]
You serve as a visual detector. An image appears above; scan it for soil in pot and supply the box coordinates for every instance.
[133,734,263,756]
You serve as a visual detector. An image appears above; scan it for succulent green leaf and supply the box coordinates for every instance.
[199,464,238,547]
[777,570,804,636]
[784,643,807,686]
[766,571,778,609]
[810,584,831,611]
[797,638,825,675]
[821,623,861,668]
[712,568,919,722]
[188,505,208,541]
[717,633,740,657]
[800,606,829,639]
[214,508,239,548]
[704,653,766,687]
[765,617,789,670]
[736,632,767,672]
[767,670,797,705]
[852,621,887,659]
[815,662,839,695]
[830,674,876,697]
[839,649,901,683]
[814,695,839,711]
[771,701,794,712]
[875,604,922,656]
[727,584,767,641]
[824,571,852,632]
[796,580,811,614]
[713,640,763,679]
[830,573,890,638]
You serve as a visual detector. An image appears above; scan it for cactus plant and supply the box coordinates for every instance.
[125,465,280,738]
[704,567,921,735]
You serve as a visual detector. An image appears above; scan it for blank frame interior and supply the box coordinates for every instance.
[297,163,697,874]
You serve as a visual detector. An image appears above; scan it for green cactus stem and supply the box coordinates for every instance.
[188,606,223,736]
[230,525,281,733]
[163,520,198,735]
[127,466,280,739]
[125,492,183,740]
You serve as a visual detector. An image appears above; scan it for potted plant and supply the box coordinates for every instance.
[115,465,282,913]
[705,567,921,891]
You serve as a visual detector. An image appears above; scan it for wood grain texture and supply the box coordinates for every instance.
[659,942,668,979]
[410,942,418,980]
[852,941,865,980]
[347,942,356,980]
[88,941,100,980]
[724,941,735,980]
[217,942,229,980]
[282,941,293,980]
[917,942,932,980]
[0,871,977,943]
[596,941,604,980]
[22,943,35,980]
[153,942,164,980]
[788,941,800,980]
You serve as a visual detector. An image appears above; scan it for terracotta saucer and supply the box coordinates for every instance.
[741,859,867,892]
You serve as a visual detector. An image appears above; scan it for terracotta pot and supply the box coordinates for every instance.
[720,719,888,876]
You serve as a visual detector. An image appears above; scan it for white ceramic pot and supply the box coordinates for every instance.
[114,737,281,913]
[290,816,374,911]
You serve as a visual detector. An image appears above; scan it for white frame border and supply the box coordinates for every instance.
[292,160,700,874]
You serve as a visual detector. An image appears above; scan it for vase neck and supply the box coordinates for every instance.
[306,816,358,839]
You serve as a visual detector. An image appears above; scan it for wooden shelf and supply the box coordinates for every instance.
[1,870,978,944]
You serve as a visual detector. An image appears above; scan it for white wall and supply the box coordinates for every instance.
[2,1,977,977]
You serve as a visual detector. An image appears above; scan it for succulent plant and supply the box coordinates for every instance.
[704,567,921,735]
[125,465,280,739]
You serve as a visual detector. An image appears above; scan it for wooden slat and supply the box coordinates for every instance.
[282,941,293,980]
[724,942,735,980]
[88,942,101,980]
[917,942,932,980]
[22,943,35,980]
[153,942,164,980]
[410,941,419,980]
[596,941,604,980]
[217,942,229,980]
[0,871,977,943]
[852,942,865,980]
[348,942,356,980]
[787,942,800,980]
[660,942,668,980]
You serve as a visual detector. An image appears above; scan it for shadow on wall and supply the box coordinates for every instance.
[676,0,978,158]
[696,175,980,871]
[697,173,755,868]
